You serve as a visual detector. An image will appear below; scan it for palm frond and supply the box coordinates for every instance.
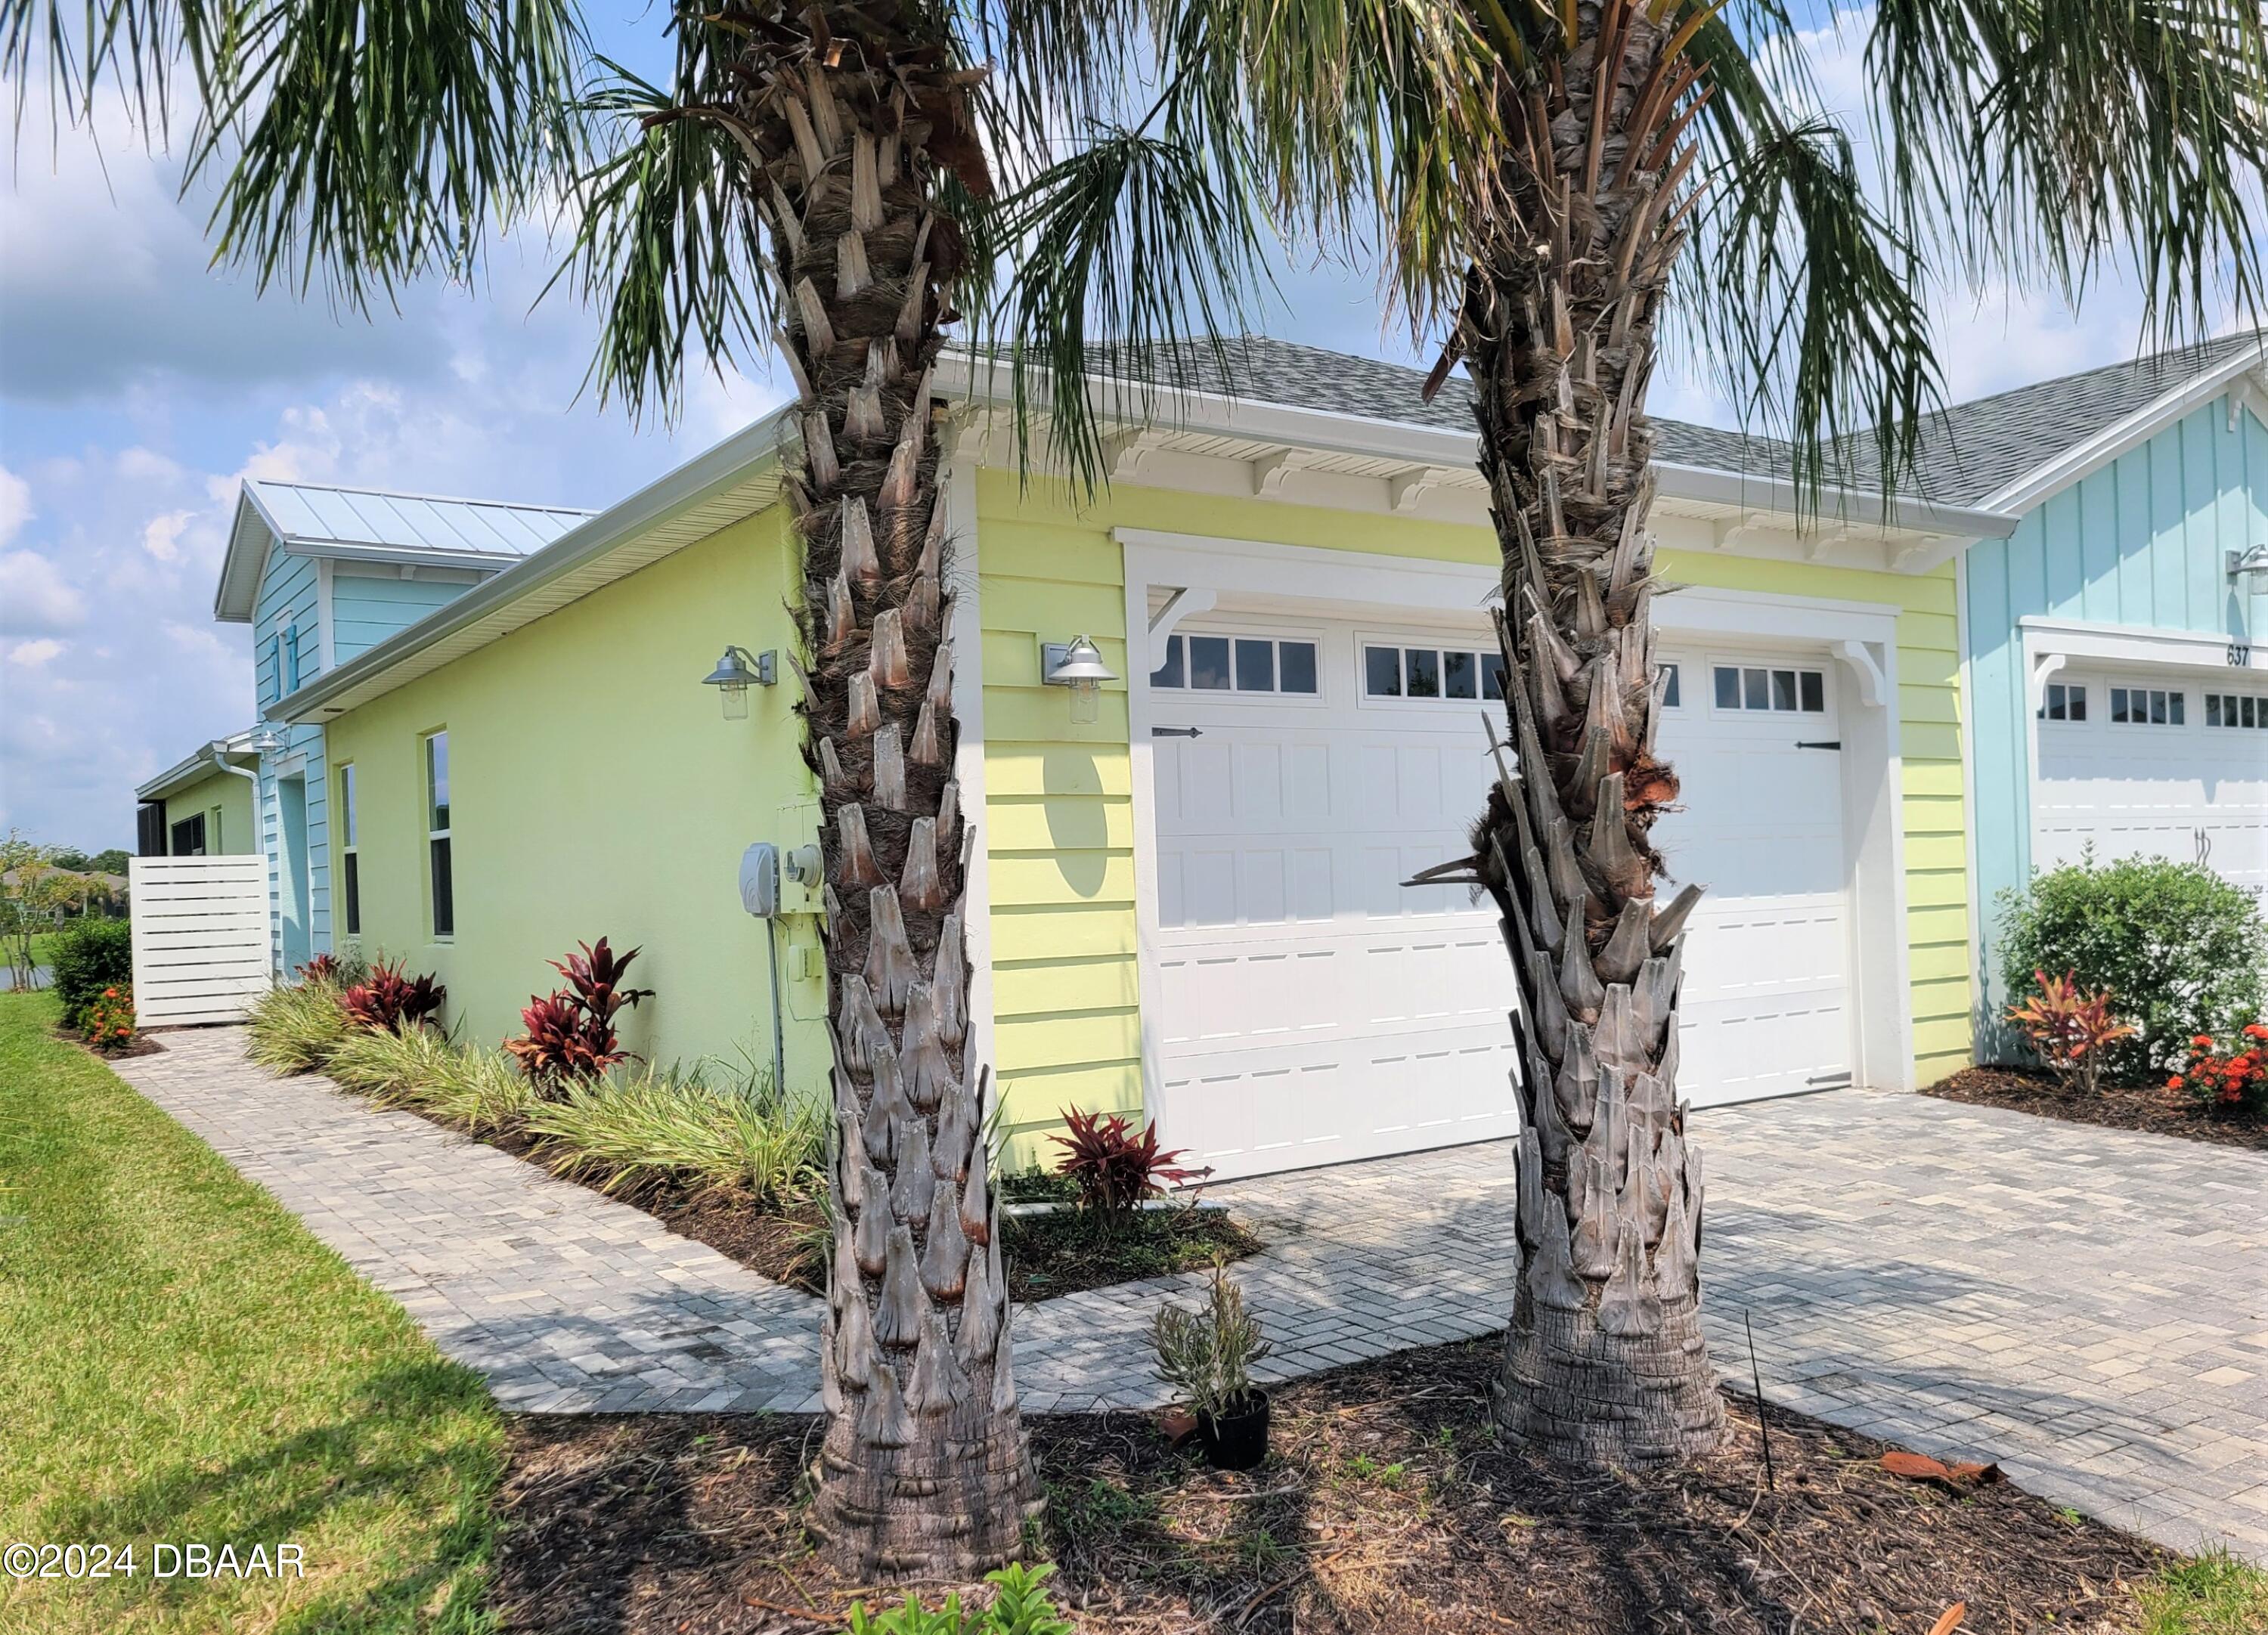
[554,53,770,422]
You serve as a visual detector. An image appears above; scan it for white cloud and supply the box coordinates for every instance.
[143,509,192,562]
[5,638,64,668]
[0,550,86,633]
[0,466,29,546]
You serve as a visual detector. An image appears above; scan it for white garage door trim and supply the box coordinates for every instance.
[2021,615,2268,902]
[1117,528,1916,1178]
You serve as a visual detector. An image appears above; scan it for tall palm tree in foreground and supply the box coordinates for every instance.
[6,0,1271,1578]
[17,0,2268,1570]
[990,0,2268,1469]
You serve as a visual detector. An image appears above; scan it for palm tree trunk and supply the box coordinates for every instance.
[1458,0,1724,1467]
[732,5,1040,1575]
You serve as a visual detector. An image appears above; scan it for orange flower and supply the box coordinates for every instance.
[103,986,119,998]
[2192,1034,2217,1048]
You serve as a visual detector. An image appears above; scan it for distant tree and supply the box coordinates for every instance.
[48,850,93,872]
[89,849,131,876]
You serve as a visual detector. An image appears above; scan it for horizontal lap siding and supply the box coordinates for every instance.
[1965,402,2268,1054]
[332,571,476,661]
[974,467,1978,1143]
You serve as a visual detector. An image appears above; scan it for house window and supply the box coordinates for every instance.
[337,763,361,937]
[208,804,224,852]
[1149,633,1318,695]
[1659,663,1682,709]
[1364,644,1506,703]
[1712,664,1826,714]
[284,624,302,692]
[424,732,453,938]
[2109,686,2185,726]
[169,812,207,856]
[2208,693,2266,729]
[2039,682,2087,722]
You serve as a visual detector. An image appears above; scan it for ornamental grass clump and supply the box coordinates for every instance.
[326,1027,538,1132]
[246,977,354,1073]
[525,1068,826,1207]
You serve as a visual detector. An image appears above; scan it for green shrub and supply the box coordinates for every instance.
[50,918,132,1027]
[1997,853,2268,1077]
[246,980,352,1073]
[525,1069,826,1206]
[847,1564,1072,1635]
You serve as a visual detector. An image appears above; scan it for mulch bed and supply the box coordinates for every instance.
[1000,1205,1263,1302]
[57,1025,166,1061]
[1923,1065,2268,1153]
[490,1337,2170,1634]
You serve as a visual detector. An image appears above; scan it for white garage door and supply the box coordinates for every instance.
[2034,671,2268,902]
[1143,617,1857,1180]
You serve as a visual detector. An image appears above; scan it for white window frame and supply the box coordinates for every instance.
[1148,624,1328,704]
[423,730,453,941]
[336,761,361,938]
[2105,682,2189,730]
[2037,678,2092,727]
[1705,655,1833,720]
[2205,689,2268,731]
[1355,630,1508,711]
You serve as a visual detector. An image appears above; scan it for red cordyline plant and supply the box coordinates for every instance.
[340,958,446,1033]
[2166,1025,2268,1119]
[505,938,652,1095]
[2005,969,2139,1098]
[1049,1107,1213,1213]
[295,953,342,985]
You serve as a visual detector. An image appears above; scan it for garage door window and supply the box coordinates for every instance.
[1364,644,1507,703]
[1712,664,1826,714]
[2110,686,2185,726]
[2038,681,2087,722]
[1150,633,1318,695]
[2208,692,2266,729]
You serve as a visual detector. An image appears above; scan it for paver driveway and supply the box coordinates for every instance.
[114,1031,2266,1562]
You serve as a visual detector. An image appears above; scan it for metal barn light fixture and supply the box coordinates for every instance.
[2229,543,2268,584]
[1042,634,1115,723]
[702,645,776,719]
[248,723,287,756]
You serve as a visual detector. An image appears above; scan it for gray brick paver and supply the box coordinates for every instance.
[114,1033,2263,1563]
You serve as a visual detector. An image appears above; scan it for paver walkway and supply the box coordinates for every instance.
[116,1030,2266,1561]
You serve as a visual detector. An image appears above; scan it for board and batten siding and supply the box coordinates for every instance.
[972,469,1977,1156]
[1966,399,2268,1030]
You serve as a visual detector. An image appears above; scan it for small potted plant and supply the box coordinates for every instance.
[1150,1261,1272,1469]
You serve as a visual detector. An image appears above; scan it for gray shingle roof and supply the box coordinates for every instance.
[1864,330,2266,504]
[1119,331,2265,506]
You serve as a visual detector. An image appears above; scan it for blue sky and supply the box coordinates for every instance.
[0,5,2192,849]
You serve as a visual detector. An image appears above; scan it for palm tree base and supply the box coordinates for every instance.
[807,1405,1044,1579]
[1493,1294,1726,1469]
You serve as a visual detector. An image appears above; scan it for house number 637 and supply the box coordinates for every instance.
[2232,642,2255,667]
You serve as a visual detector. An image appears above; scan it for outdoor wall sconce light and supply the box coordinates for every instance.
[702,645,777,719]
[248,723,287,756]
[2229,544,2268,586]
[1042,634,1116,724]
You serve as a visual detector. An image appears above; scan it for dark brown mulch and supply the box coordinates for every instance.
[490,1337,2170,1635]
[57,1025,166,1060]
[1923,1065,2268,1152]
[1001,1205,1263,1302]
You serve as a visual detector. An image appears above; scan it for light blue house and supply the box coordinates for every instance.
[1954,334,2268,1052]
[212,482,593,973]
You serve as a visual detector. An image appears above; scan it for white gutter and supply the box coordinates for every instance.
[274,401,797,724]
[135,734,259,804]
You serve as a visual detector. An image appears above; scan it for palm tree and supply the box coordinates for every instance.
[6,0,1274,1578]
[1077,0,2263,1469]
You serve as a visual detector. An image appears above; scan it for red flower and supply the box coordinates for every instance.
[2192,1034,2217,1049]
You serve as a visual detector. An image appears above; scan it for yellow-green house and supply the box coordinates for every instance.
[135,731,260,858]
[270,340,2016,1176]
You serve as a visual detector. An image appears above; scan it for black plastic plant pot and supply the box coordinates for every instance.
[1198,1390,1270,1470]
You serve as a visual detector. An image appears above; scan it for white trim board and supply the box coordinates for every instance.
[2020,615,2263,701]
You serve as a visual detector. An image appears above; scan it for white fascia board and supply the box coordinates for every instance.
[274,403,796,723]
[135,731,259,802]
[941,351,2021,547]
[213,488,277,624]
[284,538,526,573]
[2019,614,2265,676]
[1981,345,2268,516]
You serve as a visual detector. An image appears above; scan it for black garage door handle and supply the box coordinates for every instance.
[1796,739,1842,751]
[1151,726,1203,739]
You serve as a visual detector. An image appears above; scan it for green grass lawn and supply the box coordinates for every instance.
[0,991,506,1633]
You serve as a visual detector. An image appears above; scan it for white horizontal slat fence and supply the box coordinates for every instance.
[129,856,271,1024]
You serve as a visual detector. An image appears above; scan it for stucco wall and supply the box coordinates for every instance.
[1965,400,2268,1030]
[162,766,257,856]
[972,468,1976,1150]
[318,508,832,1086]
